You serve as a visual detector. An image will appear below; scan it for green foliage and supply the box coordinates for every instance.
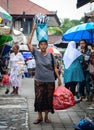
[48,17,85,35]
[48,27,63,35]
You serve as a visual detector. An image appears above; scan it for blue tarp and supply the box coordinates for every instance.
[0,44,11,57]
[21,52,33,60]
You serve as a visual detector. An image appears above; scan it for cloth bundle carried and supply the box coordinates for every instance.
[53,85,75,110]
[34,13,49,42]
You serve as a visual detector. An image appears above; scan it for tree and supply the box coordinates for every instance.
[48,26,63,35]
[48,17,84,35]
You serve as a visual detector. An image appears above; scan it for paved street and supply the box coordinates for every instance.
[0,78,94,130]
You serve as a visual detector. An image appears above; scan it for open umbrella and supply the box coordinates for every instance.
[0,6,12,23]
[62,22,94,44]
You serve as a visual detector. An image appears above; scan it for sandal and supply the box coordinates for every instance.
[45,118,51,123]
[33,119,43,124]
[85,96,89,102]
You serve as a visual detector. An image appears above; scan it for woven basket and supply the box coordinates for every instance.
[0,26,11,35]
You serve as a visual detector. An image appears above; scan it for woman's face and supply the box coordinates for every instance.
[39,42,48,52]
[80,41,86,49]
[13,46,19,54]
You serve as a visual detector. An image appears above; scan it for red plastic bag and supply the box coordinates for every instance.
[53,85,75,110]
[2,74,10,86]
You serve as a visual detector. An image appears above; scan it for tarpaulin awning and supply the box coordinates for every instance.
[21,52,33,60]
[0,44,11,57]
[0,6,12,23]
[0,35,13,46]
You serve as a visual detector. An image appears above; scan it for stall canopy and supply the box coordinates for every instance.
[0,6,12,23]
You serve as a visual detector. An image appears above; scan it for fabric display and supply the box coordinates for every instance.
[34,13,49,42]
[53,85,75,110]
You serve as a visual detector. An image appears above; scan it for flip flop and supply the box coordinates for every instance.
[45,118,51,123]
[33,119,43,124]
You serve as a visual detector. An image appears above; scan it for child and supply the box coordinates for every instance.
[2,70,10,94]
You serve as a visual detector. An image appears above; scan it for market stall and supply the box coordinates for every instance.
[0,7,12,79]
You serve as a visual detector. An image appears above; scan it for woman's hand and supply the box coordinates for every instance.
[54,65,62,86]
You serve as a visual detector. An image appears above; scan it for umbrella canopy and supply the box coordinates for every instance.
[47,47,62,56]
[62,22,94,44]
[0,6,12,23]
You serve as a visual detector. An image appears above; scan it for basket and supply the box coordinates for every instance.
[0,26,11,35]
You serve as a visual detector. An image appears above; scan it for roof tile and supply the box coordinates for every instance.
[0,0,53,15]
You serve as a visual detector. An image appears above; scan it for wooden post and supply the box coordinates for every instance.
[7,0,9,13]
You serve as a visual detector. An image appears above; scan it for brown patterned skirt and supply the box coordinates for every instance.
[34,80,55,113]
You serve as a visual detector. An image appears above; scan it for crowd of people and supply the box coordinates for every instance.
[63,39,94,104]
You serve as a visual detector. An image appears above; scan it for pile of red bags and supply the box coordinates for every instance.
[53,85,75,110]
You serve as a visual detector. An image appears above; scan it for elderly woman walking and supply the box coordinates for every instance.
[8,44,25,95]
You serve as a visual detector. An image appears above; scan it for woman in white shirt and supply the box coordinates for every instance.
[8,44,25,95]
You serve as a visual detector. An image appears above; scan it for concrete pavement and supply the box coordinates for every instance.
[0,77,94,130]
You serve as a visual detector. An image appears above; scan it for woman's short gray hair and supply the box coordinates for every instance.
[13,43,19,50]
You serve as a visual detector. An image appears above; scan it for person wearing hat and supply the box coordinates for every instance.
[27,24,62,124]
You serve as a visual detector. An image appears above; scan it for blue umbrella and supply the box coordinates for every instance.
[62,22,94,44]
